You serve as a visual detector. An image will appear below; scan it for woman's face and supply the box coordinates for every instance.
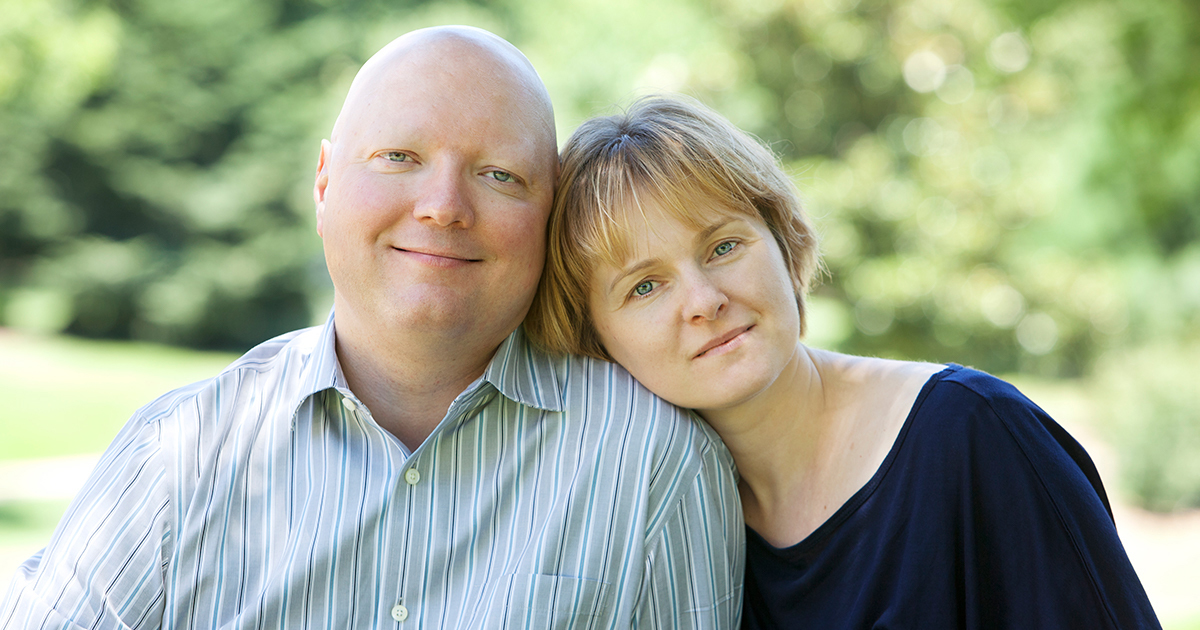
[587,201,802,413]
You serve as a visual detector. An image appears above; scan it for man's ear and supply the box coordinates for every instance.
[314,139,332,236]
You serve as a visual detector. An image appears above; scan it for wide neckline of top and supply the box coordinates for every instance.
[746,363,963,557]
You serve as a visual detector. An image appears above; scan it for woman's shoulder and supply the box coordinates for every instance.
[908,366,1106,495]
[811,353,1049,448]
[815,351,946,423]
[917,364,1046,424]
[813,352,1073,471]
[814,350,944,397]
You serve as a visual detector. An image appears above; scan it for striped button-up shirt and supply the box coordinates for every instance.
[2,313,744,629]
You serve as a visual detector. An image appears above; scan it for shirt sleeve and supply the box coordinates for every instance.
[946,376,1161,630]
[633,441,744,629]
[0,412,170,630]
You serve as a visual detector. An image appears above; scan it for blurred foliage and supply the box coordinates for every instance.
[0,0,345,348]
[671,0,1200,379]
[0,0,1197,504]
[0,330,236,459]
[1093,342,1200,512]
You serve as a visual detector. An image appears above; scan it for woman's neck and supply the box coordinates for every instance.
[699,346,934,548]
[698,343,842,544]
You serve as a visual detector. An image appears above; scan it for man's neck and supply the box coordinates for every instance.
[332,310,505,451]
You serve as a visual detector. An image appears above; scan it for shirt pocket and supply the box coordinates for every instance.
[496,573,611,628]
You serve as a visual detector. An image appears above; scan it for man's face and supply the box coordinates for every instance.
[315,40,557,347]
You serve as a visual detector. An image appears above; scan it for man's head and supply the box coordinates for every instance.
[314,26,557,352]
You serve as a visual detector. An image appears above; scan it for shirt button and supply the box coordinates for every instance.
[404,468,421,485]
[341,397,357,412]
[391,603,408,622]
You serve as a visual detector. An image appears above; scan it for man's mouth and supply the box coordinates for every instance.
[393,247,481,266]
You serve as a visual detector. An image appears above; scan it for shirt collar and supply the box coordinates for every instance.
[295,310,564,415]
[481,324,564,413]
[292,309,348,407]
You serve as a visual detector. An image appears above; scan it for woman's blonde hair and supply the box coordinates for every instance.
[525,94,821,360]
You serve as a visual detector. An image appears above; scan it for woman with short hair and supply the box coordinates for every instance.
[525,95,1160,629]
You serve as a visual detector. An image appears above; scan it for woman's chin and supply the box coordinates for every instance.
[648,369,778,415]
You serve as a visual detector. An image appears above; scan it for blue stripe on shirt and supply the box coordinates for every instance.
[2,311,743,629]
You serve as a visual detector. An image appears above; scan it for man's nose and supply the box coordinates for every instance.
[413,167,475,228]
[684,273,728,323]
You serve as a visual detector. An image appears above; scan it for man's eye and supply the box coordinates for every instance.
[489,170,516,183]
[633,281,656,297]
[384,152,411,162]
[713,241,736,257]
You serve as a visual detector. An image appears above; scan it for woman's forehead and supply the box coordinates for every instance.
[588,192,752,264]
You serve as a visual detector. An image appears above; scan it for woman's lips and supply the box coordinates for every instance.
[694,325,753,359]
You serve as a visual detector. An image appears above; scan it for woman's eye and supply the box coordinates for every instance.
[713,241,736,257]
[383,152,411,163]
[633,280,656,297]
[489,170,516,183]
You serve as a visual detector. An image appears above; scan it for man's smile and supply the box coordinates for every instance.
[392,246,483,266]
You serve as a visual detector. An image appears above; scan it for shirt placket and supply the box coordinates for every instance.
[386,386,498,626]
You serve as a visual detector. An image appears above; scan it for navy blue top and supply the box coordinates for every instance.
[742,365,1160,629]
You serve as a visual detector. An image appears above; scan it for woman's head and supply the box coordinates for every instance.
[526,95,821,362]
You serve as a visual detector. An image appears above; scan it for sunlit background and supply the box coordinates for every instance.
[2,0,1198,624]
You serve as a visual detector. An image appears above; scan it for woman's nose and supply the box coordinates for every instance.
[684,274,728,323]
[413,167,475,228]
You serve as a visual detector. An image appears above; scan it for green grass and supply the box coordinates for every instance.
[1171,617,1200,630]
[1,331,239,583]
[0,330,238,461]
[0,499,71,544]
[2,331,1197,627]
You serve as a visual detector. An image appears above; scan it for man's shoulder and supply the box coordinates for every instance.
[555,353,693,418]
[227,326,319,369]
[134,325,322,424]
[554,353,733,467]
[488,335,736,513]
[542,354,738,537]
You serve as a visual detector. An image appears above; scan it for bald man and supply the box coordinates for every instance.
[1,27,743,629]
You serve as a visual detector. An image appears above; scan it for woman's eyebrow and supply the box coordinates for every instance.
[604,217,742,295]
[695,217,738,243]
[608,258,661,295]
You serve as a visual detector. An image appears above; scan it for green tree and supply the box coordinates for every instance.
[0,0,528,349]
[2,0,1198,508]
[648,0,1200,380]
